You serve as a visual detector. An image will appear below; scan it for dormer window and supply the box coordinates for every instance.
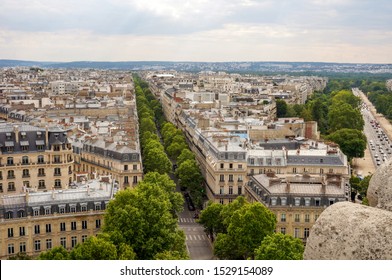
[20,132,26,139]
[6,132,11,140]
[37,131,42,138]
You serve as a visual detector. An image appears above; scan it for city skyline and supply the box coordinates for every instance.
[0,0,392,64]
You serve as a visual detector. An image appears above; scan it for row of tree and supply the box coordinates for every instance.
[28,77,188,260]
[198,196,304,260]
[160,121,205,208]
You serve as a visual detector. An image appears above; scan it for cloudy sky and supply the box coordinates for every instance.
[1,0,391,63]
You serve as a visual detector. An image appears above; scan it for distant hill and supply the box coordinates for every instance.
[1,59,391,75]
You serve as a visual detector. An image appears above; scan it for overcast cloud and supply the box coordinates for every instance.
[0,0,391,63]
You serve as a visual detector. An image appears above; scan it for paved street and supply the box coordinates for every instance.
[178,210,214,260]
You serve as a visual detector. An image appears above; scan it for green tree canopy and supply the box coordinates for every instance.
[38,246,70,260]
[276,99,288,118]
[201,197,276,260]
[143,147,171,174]
[176,159,203,190]
[197,202,225,241]
[177,149,195,166]
[140,118,157,134]
[325,128,367,160]
[254,233,304,260]
[103,182,187,259]
[70,236,119,260]
[328,102,364,132]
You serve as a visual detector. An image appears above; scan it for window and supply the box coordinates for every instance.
[71,221,77,230]
[38,180,46,189]
[19,227,25,236]
[238,186,242,195]
[54,168,61,176]
[33,208,40,216]
[219,174,224,182]
[281,197,287,206]
[315,198,320,206]
[295,214,300,223]
[71,236,77,248]
[53,155,61,163]
[60,237,66,249]
[34,240,41,251]
[55,179,61,188]
[294,228,300,238]
[229,186,233,195]
[19,242,26,253]
[59,205,65,214]
[238,175,243,182]
[305,198,311,206]
[280,227,286,234]
[219,186,224,195]
[294,197,301,206]
[293,167,297,173]
[46,239,52,250]
[82,220,88,229]
[46,224,52,233]
[320,168,324,174]
[82,235,88,243]
[329,199,335,205]
[228,174,234,182]
[38,168,45,177]
[305,214,310,223]
[229,163,233,169]
[304,228,310,239]
[281,213,286,222]
[7,170,15,179]
[133,164,137,170]
[124,165,128,171]
[271,197,277,206]
[60,222,66,231]
[133,176,138,184]
[238,164,242,169]
[8,228,14,237]
[23,181,30,188]
[220,163,224,169]
[96,219,101,229]
[8,244,15,255]
[81,204,87,212]
[34,225,40,234]
[37,155,44,164]
[7,157,14,165]
[124,176,129,184]
[95,203,101,211]
[22,156,29,164]
[0,183,2,192]
[6,211,13,219]
[53,145,60,151]
[315,214,319,221]
[70,205,76,213]
[219,198,224,205]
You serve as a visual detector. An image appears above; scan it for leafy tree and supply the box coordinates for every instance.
[140,118,157,134]
[176,159,203,191]
[142,172,184,214]
[103,182,188,259]
[276,99,288,118]
[70,236,118,260]
[254,233,304,260]
[38,246,70,260]
[206,197,276,260]
[327,102,364,132]
[154,251,189,260]
[331,90,361,108]
[198,202,225,241]
[177,149,195,166]
[143,148,171,174]
[167,141,187,160]
[144,139,165,153]
[8,252,33,260]
[358,175,372,197]
[325,128,367,160]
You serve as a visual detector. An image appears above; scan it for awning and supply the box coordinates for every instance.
[5,141,14,147]
[36,140,45,145]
